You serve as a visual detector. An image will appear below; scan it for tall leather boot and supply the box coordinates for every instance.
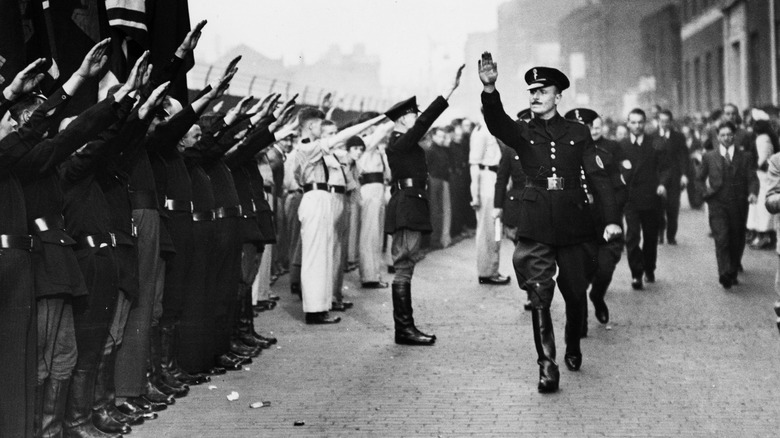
[532,307,559,393]
[92,348,132,434]
[564,301,583,372]
[41,378,70,438]
[165,324,210,386]
[151,326,188,398]
[392,283,435,345]
[580,299,588,339]
[63,368,121,438]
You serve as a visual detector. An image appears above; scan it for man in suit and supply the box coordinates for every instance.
[619,108,670,290]
[479,53,621,393]
[384,64,464,346]
[654,110,688,245]
[697,121,758,288]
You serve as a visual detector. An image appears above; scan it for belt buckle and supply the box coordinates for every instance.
[547,177,564,191]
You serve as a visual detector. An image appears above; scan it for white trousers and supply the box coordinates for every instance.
[252,193,275,303]
[332,193,347,301]
[299,190,337,312]
[475,170,500,277]
[359,183,386,282]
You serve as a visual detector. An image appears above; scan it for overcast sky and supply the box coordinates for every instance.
[189,0,504,92]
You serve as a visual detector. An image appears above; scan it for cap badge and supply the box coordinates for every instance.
[533,69,538,80]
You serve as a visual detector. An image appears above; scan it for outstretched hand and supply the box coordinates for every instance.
[250,93,280,119]
[224,94,253,125]
[452,64,465,90]
[273,94,298,120]
[177,20,207,56]
[3,58,47,101]
[77,38,111,79]
[139,82,170,120]
[478,51,498,86]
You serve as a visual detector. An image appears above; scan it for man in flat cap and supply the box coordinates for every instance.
[478,53,621,393]
[564,108,628,335]
[384,64,464,346]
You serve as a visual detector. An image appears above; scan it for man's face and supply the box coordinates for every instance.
[717,126,735,147]
[615,125,628,141]
[658,114,672,132]
[432,129,445,146]
[0,112,16,139]
[304,118,323,139]
[399,112,418,129]
[528,85,560,116]
[178,125,202,152]
[321,123,337,139]
[590,117,603,141]
[723,105,738,124]
[461,120,474,133]
[627,113,646,137]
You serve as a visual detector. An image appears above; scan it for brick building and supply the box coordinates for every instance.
[682,0,780,115]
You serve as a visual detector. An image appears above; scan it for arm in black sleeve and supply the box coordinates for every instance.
[583,142,620,226]
[494,146,511,209]
[480,90,525,152]
[224,124,275,169]
[386,96,448,154]
[14,95,125,176]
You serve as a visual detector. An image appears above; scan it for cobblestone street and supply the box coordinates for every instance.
[133,204,780,437]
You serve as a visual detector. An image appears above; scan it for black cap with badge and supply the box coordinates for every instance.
[385,96,420,121]
[564,108,599,125]
[525,66,570,92]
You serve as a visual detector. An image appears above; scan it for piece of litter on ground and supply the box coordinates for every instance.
[244,367,250,371]
[294,421,305,426]
[606,325,613,330]
[208,385,217,390]
[226,391,239,401]
[249,401,271,409]
[276,346,281,349]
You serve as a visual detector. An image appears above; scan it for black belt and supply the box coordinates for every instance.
[479,164,499,172]
[192,210,215,222]
[75,233,116,251]
[31,214,65,233]
[130,190,158,210]
[329,185,346,194]
[525,178,579,191]
[215,205,243,219]
[303,183,329,193]
[289,188,303,195]
[165,199,193,213]
[395,178,427,190]
[359,172,384,185]
[0,234,39,251]
[263,186,274,195]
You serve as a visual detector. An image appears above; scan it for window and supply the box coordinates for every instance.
[717,46,725,107]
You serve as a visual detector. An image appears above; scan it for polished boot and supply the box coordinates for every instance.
[238,316,277,345]
[392,283,435,345]
[589,287,609,324]
[141,373,175,406]
[41,378,70,438]
[531,307,559,393]
[115,399,158,419]
[92,348,131,434]
[215,354,243,371]
[564,302,583,372]
[157,325,189,396]
[63,368,121,438]
[163,323,210,385]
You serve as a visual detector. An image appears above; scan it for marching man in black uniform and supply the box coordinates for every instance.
[478,53,621,393]
[384,64,465,346]
[564,108,628,335]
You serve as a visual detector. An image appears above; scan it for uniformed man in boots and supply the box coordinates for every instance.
[383,63,465,345]
[478,53,621,392]
[564,108,628,336]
